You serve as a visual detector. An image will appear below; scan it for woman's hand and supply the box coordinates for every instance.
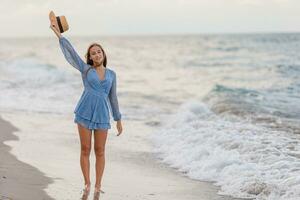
[49,23,62,39]
[116,120,123,136]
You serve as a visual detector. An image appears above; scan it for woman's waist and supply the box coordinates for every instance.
[83,89,108,98]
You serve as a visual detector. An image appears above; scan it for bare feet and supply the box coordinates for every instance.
[80,183,91,200]
[93,184,105,200]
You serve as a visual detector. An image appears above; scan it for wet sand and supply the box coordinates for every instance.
[0,116,54,200]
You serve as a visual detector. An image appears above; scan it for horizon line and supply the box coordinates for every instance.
[0,30,299,39]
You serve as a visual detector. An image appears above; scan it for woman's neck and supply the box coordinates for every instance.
[93,63,104,68]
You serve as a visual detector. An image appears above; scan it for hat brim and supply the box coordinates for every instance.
[49,11,59,31]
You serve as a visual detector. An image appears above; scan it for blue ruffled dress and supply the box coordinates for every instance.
[59,36,122,130]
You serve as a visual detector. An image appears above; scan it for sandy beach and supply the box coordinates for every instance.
[0,113,250,200]
[0,116,54,200]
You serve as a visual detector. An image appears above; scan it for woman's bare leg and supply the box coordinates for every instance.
[77,123,92,187]
[93,129,108,190]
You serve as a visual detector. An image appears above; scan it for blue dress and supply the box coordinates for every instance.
[59,36,122,130]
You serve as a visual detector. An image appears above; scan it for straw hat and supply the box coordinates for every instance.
[49,11,69,33]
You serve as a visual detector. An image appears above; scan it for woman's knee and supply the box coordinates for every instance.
[94,146,105,157]
[81,144,91,156]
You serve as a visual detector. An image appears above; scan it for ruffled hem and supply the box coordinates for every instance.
[74,90,110,124]
[74,114,111,130]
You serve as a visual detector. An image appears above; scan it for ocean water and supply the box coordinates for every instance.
[0,33,300,199]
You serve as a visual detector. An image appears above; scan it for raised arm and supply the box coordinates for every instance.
[59,36,88,73]
[109,71,122,121]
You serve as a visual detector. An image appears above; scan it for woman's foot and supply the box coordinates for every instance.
[93,184,105,199]
[80,183,91,200]
[94,184,105,194]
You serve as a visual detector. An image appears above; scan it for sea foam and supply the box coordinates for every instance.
[150,100,300,200]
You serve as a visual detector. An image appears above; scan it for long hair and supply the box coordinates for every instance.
[84,43,107,78]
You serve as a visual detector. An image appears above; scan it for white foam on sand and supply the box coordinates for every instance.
[149,100,300,200]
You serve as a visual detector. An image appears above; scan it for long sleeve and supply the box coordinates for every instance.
[59,36,88,73]
[109,71,122,121]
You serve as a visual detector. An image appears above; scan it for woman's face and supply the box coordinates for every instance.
[89,45,104,66]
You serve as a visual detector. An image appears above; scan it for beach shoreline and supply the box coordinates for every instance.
[0,115,54,200]
[0,112,252,200]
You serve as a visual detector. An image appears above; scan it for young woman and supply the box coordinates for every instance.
[50,23,123,199]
